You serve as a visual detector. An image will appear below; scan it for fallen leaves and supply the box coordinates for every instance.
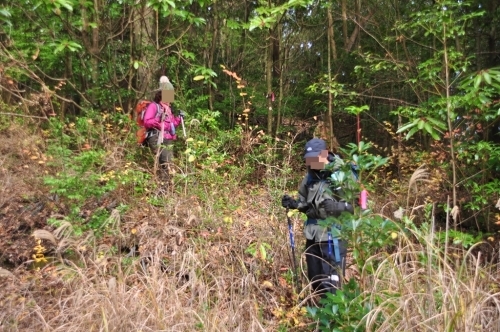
[261,280,274,290]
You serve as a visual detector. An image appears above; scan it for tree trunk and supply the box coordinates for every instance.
[328,8,337,61]
[207,2,219,111]
[342,0,348,50]
[327,7,340,151]
[275,21,284,136]
[132,2,155,97]
[266,29,273,135]
[89,0,101,103]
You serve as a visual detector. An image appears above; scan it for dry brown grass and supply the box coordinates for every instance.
[359,175,500,332]
[362,231,500,331]
[0,151,307,331]
[3,119,500,332]
[0,119,313,331]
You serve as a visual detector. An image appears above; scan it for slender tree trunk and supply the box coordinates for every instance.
[132,3,154,96]
[328,8,337,61]
[266,29,273,135]
[207,1,219,111]
[327,7,340,151]
[355,0,361,50]
[275,22,284,136]
[61,51,73,118]
[345,1,365,52]
[487,0,499,67]
[236,0,249,72]
[266,0,274,134]
[443,25,458,229]
[89,0,101,101]
[342,0,348,50]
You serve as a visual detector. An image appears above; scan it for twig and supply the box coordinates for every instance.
[0,112,48,120]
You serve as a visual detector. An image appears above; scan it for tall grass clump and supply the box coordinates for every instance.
[361,214,500,331]
[0,105,315,331]
[308,162,500,331]
[6,242,272,331]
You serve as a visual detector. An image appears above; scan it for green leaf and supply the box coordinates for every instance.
[59,0,74,11]
[405,126,419,140]
[181,50,196,61]
[259,245,267,260]
[396,121,416,134]
[429,129,441,140]
[474,75,481,88]
[133,61,139,69]
[425,117,446,129]
[307,306,317,317]
[424,122,432,134]
[417,119,425,130]
[0,8,12,17]
[54,44,65,53]
[226,19,241,29]
[479,94,491,104]
[193,75,205,81]
[483,71,492,85]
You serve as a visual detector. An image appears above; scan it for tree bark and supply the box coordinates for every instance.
[266,29,273,135]
[275,22,285,136]
[342,0,348,50]
[207,1,219,111]
[132,2,155,97]
[327,6,340,151]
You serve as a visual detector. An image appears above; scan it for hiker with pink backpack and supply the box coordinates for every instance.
[142,84,185,172]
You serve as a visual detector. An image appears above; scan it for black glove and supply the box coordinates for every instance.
[343,201,354,214]
[322,199,354,216]
[281,195,298,209]
[322,199,338,215]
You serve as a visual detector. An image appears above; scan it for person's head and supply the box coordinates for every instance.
[153,90,162,103]
[304,138,329,170]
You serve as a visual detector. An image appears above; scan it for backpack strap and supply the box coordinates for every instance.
[328,226,341,264]
[154,102,162,119]
[144,103,163,136]
[327,231,333,257]
[333,237,340,264]
[154,102,176,135]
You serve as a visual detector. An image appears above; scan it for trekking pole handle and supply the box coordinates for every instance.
[158,111,165,145]
[181,115,186,137]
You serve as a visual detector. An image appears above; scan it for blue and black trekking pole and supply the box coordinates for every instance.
[286,207,301,294]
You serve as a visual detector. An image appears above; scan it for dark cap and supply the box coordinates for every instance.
[304,138,327,159]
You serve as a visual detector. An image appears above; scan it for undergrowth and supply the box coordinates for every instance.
[1,110,500,332]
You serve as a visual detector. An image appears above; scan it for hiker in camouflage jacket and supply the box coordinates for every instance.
[282,138,354,295]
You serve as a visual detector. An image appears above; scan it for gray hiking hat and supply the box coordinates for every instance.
[304,138,327,159]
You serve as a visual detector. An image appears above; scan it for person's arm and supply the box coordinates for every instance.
[171,114,182,127]
[161,102,183,127]
[143,103,161,130]
[296,176,309,212]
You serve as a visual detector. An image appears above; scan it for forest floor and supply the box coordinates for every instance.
[0,123,314,331]
[3,120,500,331]
[0,126,52,267]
